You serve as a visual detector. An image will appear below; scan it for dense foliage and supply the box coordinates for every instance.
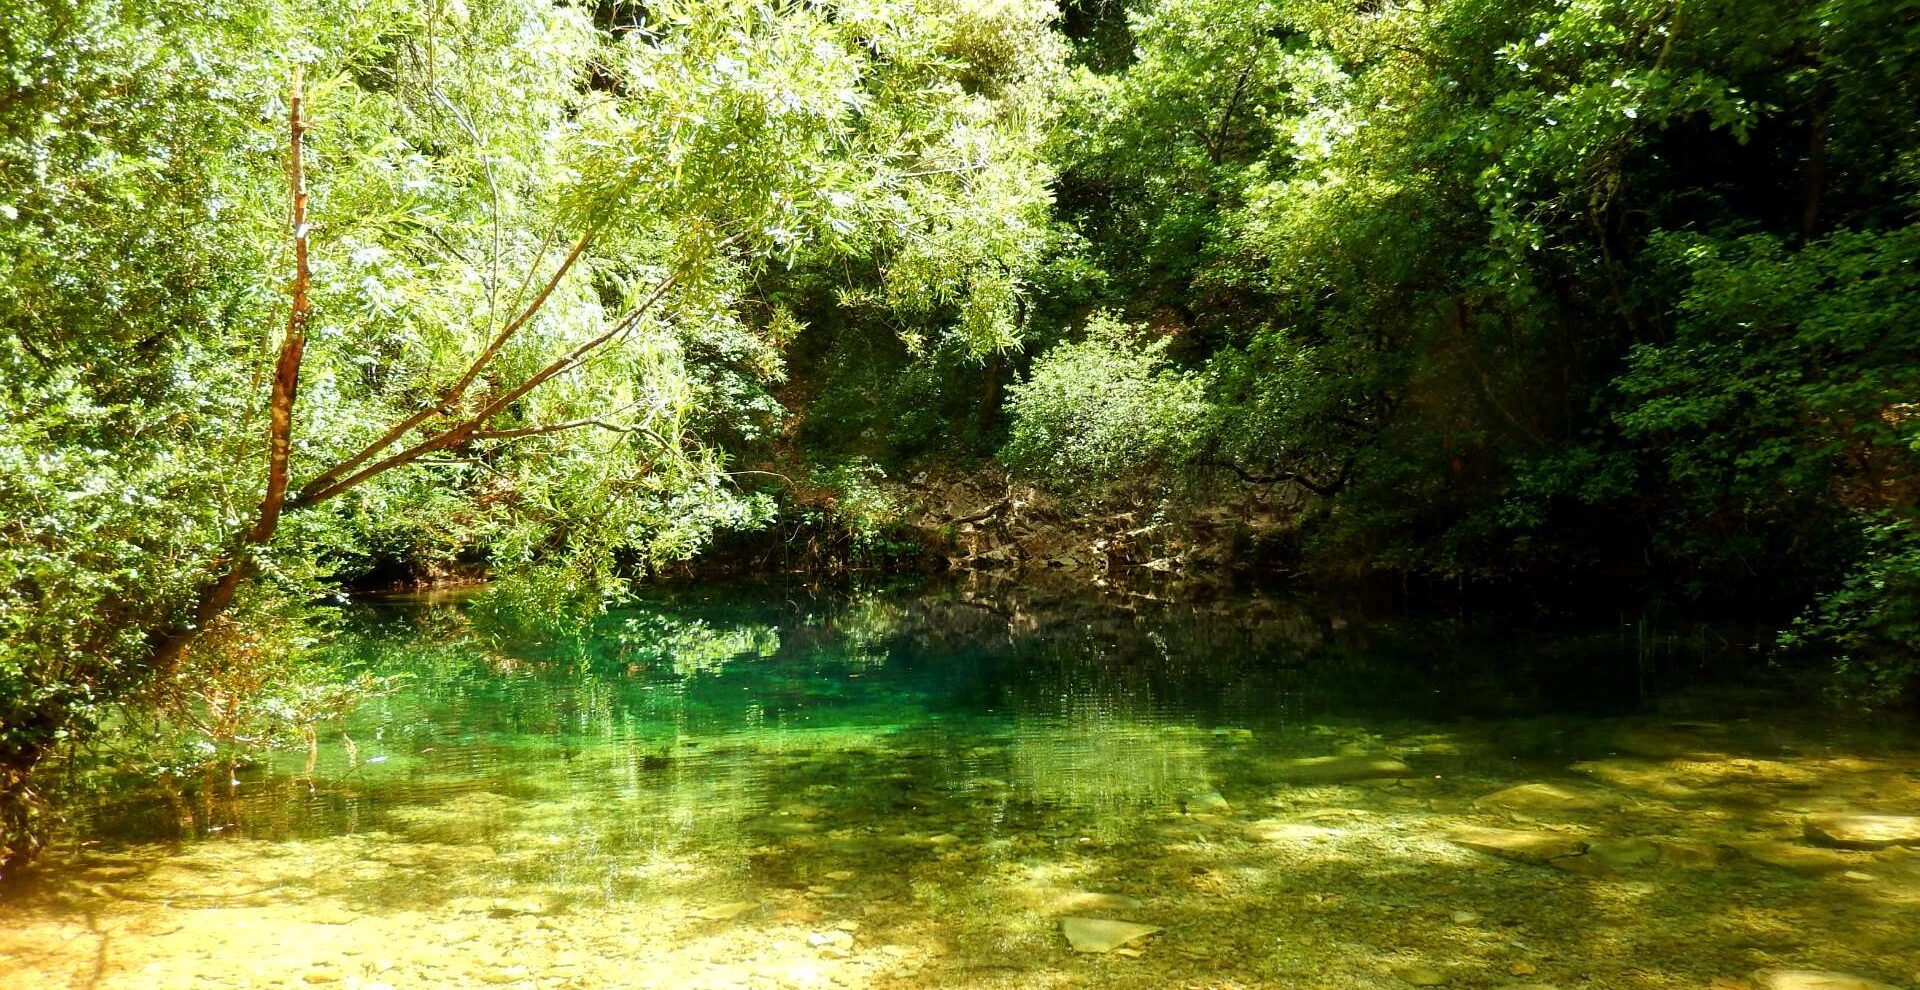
[1023,0,1919,689]
[0,0,1060,870]
[3,0,1917,869]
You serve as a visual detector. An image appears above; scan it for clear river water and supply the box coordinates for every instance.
[2,578,1917,990]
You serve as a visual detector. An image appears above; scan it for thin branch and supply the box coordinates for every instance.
[290,237,738,508]
[468,418,649,441]
[292,222,602,502]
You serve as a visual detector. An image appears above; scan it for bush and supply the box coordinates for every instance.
[1002,313,1211,487]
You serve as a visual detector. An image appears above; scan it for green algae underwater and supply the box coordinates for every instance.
[3,579,1918,990]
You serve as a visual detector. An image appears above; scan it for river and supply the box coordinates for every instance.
[2,579,1916,989]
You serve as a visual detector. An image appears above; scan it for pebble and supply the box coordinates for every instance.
[1450,911,1479,924]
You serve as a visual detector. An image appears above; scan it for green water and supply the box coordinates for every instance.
[5,581,1919,990]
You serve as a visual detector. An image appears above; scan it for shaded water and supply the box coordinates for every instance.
[4,580,1919,990]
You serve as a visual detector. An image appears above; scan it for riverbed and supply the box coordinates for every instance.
[3,580,1916,989]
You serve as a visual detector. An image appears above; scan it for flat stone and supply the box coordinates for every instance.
[1548,853,1611,877]
[1447,826,1589,865]
[1731,841,1859,874]
[696,901,763,921]
[1393,964,1448,986]
[1010,886,1144,914]
[1271,755,1414,783]
[1244,820,1343,843]
[1804,814,1920,850]
[1061,917,1161,953]
[1754,971,1902,990]
[1587,837,1662,869]
[1650,838,1725,868]
[1475,783,1626,817]
[1185,790,1232,814]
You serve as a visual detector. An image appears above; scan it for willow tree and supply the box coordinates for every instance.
[0,0,1064,872]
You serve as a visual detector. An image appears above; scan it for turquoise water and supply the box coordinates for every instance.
[4,580,1918,989]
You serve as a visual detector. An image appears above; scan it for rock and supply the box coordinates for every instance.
[1185,791,1231,814]
[308,907,357,925]
[301,971,344,985]
[1474,783,1626,817]
[1753,970,1901,990]
[1572,760,1702,800]
[1572,756,1814,800]
[487,896,559,918]
[824,870,856,881]
[1510,962,1538,976]
[1731,841,1859,874]
[1244,820,1343,843]
[1272,755,1414,784]
[1548,853,1611,877]
[696,901,763,921]
[1060,917,1161,954]
[478,967,530,985]
[1392,964,1448,986]
[1610,725,1728,760]
[1649,838,1725,868]
[1010,885,1145,914]
[1450,911,1479,924]
[1803,814,1920,850]
[1447,826,1589,865]
[1840,870,1876,883]
[1587,837,1662,870]
[809,930,855,948]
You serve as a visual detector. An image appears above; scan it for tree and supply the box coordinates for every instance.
[0,0,1065,872]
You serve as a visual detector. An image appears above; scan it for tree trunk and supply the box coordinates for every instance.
[148,70,311,674]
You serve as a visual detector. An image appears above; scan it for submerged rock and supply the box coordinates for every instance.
[1753,970,1902,990]
[1185,790,1232,814]
[1061,916,1161,953]
[1586,837,1662,869]
[1730,841,1859,874]
[1271,755,1414,783]
[1803,814,1920,850]
[1474,783,1626,817]
[1010,886,1144,914]
[1649,837,1726,868]
[1447,826,1589,865]
[1244,820,1343,843]
[696,901,763,921]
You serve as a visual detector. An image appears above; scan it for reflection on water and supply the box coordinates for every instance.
[4,580,1919,990]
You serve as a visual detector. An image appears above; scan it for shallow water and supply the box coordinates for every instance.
[4,580,1919,990]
